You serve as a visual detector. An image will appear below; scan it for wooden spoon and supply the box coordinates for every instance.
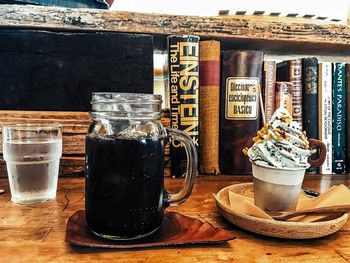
[267,205,350,221]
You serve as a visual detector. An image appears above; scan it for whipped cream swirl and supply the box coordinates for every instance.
[243,108,311,169]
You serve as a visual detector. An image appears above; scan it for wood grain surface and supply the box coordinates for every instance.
[0,111,89,159]
[0,175,349,262]
[1,4,350,58]
[0,111,91,134]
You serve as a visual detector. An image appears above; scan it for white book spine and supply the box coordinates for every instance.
[318,62,333,174]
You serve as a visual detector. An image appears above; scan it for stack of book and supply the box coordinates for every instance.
[262,59,347,175]
[165,35,349,176]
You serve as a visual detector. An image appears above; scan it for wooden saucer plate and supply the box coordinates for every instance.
[215,183,348,239]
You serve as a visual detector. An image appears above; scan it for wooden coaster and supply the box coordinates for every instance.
[215,183,348,239]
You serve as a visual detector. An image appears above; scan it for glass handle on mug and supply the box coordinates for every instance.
[165,128,198,206]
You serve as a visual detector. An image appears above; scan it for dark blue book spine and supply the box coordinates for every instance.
[346,64,350,173]
[302,57,318,173]
[332,63,346,173]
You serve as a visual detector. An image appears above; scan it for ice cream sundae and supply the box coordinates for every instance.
[243,107,312,169]
[243,107,325,211]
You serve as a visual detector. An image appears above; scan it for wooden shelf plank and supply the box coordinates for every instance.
[1,4,350,55]
[0,111,90,134]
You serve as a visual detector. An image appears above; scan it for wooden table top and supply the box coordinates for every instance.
[0,175,349,262]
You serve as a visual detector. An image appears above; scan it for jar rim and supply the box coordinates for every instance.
[90,92,162,120]
[91,92,162,105]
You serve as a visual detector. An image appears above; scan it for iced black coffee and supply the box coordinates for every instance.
[85,93,197,240]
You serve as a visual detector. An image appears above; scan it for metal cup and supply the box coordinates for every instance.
[252,162,306,211]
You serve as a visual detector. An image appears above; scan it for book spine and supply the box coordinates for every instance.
[289,60,303,128]
[275,82,293,114]
[302,57,319,174]
[332,63,346,174]
[263,61,276,121]
[199,40,220,175]
[168,35,200,178]
[346,64,350,173]
[318,62,333,174]
[219,50,263,175]
[276,59,303,128]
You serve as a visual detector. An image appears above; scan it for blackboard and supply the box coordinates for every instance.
[0,30,153,111]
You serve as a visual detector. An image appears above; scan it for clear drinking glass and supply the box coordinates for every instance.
[2,123,62,204]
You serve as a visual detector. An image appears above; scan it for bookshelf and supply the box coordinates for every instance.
[1,4,350,176]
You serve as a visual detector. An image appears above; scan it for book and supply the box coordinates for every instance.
[302,57,319,174]
[262,61,276,121]
[199,40,220,175]
[275,82,293,114]
[318,62,333,174]
[219,50,263,175]
[276,59,303,128]
[168,35,200,178]
[346,64,350,173]
[332,63,346,174]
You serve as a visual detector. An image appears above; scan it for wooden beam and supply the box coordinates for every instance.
[0,111,90,134]
[0,111,89,155]
[1,4,350,50]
